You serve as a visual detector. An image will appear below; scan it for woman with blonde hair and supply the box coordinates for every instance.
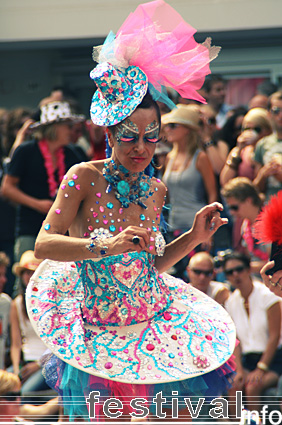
[220,107,273,186]
[162,104,217,278]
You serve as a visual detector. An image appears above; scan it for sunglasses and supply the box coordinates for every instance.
[191,268,213,277]
[166,123,181,129]
[242,126,262,134]
[271,106,282,115]
[225,265,245,276]
[228,204,239,211]
[1,391,21,401]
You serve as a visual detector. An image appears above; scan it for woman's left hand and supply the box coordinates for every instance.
[245,368,265,388]
[20,362,40,383]
[191,202,228,246]
[260,261,282,297]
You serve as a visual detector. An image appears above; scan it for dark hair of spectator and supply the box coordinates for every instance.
[214,106,248,150]
[222,251,251,269]
[202,74,227,93]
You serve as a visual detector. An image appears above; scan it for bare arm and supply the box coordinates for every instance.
[155,203,228,273]
[203,140,229,175]
[196,151,218,204]
[9,119,34,158]
[219,146,242,186]
[10,300,22,375]
[35,163,157,261]
[215,287,230,305]
[259,302,281,368]
[1,174,53,214]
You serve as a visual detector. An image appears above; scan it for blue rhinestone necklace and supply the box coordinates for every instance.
[103,159,153,209]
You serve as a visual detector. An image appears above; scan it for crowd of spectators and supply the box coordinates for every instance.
[1,76,282,421]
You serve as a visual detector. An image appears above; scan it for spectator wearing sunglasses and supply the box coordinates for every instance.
[254,91,282,201]
[223,251,282,415]
[221,177,270,278]
[186,252,230,305]
[220,107,272,188]
[162,104,217,279]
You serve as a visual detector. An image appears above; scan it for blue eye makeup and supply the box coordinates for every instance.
[115,119,160,145]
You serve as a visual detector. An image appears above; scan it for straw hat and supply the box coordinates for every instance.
[161,104,201,130]
[12,251,42,276]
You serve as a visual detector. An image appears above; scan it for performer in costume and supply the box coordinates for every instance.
[26,0,236,421]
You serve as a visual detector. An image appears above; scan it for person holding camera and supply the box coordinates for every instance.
[220,107,273,188]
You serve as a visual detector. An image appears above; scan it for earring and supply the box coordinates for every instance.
[151,156,162,170]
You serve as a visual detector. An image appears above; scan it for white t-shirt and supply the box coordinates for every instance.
[225,281,282,354]
[207,281,229,301]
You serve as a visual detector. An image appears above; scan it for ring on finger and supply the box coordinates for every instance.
[276,279,282,289]
[270,280,278,287]
[132,235,140,245]
[209,222,215,231]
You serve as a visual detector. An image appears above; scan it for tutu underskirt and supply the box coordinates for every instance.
[43,353,236,421]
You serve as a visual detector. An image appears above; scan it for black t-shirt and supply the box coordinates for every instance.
[7,140,83,237]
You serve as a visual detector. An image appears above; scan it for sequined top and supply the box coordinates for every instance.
[76,248,172,328]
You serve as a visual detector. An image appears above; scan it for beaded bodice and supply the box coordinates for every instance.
[76,249,172,327]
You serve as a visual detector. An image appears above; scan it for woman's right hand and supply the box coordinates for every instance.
[260,261,282,297]
[237,129,259,148]
[106,226,152,256]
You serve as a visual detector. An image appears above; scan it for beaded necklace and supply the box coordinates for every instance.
[38,139,66,199]
[103,159,153,209]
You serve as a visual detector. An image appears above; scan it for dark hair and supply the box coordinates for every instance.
[202,74,227,94]
[108,90,161,137]
[214,106,248,150]
[268,90,282,110]
[222,251,251,270]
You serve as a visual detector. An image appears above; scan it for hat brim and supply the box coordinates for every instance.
[90,67,148,127]
[27,259,236,384]
[30,115,85,129]
[161,115,200,131]
[12,263,40,276]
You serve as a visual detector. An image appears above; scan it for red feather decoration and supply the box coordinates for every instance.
[254,191,282,245]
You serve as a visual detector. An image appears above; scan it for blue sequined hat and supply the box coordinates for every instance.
[90,62,148,126]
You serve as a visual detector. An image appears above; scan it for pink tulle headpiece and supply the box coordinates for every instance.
[90,0,220,126]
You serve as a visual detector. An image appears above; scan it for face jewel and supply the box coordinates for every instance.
[44,223,51,231]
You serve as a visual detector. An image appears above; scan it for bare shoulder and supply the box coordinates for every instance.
[151,176,167,197]
[66,160,103,179]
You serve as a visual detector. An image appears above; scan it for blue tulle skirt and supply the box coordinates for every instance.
[43,354,235,421]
